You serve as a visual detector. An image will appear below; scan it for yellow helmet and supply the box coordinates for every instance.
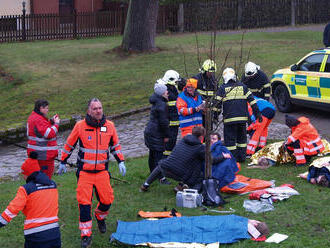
[201,59,217,73]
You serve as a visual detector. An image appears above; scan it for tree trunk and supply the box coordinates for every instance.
[121,0,159,52]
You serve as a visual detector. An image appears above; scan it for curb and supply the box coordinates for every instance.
[0,106,151,145]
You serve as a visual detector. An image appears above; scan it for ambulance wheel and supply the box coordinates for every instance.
[273,84,293,112]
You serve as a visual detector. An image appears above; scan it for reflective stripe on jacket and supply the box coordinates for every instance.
[193,72,217,100]
[27,111,58,161]
[215,80,259,124]
[177,90,203,128]
[61,119,124,172]
[0,172,59,237]
[287,117,324,155]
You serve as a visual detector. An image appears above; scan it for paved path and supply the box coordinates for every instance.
[0,111,290,181]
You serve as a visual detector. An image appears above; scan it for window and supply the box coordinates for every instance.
[297,54,324,72]
[324,56,330,73]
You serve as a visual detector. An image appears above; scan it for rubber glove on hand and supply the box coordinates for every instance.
[57,162,67,175]
[118,162,126,176]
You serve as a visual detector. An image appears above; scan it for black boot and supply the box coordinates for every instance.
[81,236,92,248]
[95,215,106,233]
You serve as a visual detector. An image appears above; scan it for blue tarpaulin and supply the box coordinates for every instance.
[111,215,250,245]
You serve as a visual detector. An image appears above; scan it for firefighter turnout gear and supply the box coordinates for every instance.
[0,171,60,247]
[176,81,203,137]
[241,62,271,100]
[200,59,217,73]
[215,68,260,162]
[27,110,59,179]
[164,75,180,157]
[247,97,276,155]
[61,113,124,238]
[285,116,324,165]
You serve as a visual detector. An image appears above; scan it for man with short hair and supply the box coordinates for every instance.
[140,126,206,192]
[27,99,60,179]
[59,98,126,248]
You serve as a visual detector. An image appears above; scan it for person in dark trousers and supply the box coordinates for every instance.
[193,59,219,127]
[144,82,171,184]
[159,70,181,157]
[0,152,61,248]
[214,68,261,162]
[140,126,206,192]
[323,23,330,47]
[241,62,271,101]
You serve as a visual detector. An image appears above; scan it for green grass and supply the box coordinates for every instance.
[0,29,323,129]
[0,155,329,247]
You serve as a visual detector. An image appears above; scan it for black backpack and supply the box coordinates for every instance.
[202,178,226,206]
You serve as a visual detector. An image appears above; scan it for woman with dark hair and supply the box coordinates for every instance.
[27,99,60,179]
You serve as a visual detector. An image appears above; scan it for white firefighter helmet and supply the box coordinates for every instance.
[222,68,236,84]
[162,70,180,83]
[244,61,260,77]
[200,59,217,73]
[156,78,166,85]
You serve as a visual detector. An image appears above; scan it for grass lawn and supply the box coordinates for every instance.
[0,154,329,247]
[0,29,323,129]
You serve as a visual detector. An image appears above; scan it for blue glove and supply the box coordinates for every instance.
[118,162,126,176]
[57,162,67,175]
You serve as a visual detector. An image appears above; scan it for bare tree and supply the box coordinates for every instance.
[121,0,159,52]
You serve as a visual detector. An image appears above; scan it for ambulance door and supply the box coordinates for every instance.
[319,55,330,102]
[296,54,325,100]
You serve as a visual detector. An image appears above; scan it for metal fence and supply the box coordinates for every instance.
[0,0,329,43]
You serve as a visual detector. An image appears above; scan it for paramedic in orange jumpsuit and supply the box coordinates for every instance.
[284,115,324,166]
[59,98,126,248]
[0,151,61,248]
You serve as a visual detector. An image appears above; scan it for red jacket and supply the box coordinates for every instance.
[27,111,58,161]
[286,117,324,155]
[0,172,59,237]
[61,115,124,172]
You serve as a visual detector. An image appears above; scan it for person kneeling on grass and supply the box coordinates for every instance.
[209,132,240,189]
[140,126,206,192]
[0,152,61,248]
[284,115,324,166]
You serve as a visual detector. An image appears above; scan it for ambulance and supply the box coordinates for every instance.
[271,48,330,112]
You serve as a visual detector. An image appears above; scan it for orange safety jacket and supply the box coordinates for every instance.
[27,111,58,161]
[286,117,324,155]
[61,116,124,172]
[0,172,59,236]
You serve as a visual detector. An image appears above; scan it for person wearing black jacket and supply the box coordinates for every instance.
[140,126,206,192]
[214,68,261,162]
[241,62,271,101]
[193,59,219,127]
[144,82,171,184]
[160,70,181,157]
